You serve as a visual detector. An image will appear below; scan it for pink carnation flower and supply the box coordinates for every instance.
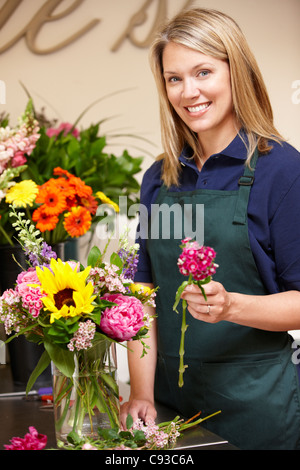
[16,268,44,317]
[100,293,145,341]
[16,267,40,287]
[177,238,217,281]
[4,426,47,450]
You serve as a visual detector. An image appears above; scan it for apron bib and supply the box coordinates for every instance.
[147,152,300,449]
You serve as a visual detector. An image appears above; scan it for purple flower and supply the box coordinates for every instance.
[25,242,57,267]
[117,248,139,279]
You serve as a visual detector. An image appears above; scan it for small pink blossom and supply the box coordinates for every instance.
[67,319,96,351]
[11,151,27,167]
[82,442,98,450]
[100,293,145,341]
[4,426,47,450]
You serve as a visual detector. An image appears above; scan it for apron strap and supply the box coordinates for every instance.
[233,149,259,225]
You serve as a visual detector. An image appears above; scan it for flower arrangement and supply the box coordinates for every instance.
[0,207,156,442]
[4,166,109,245]
[0,96,143,246]
[173,238,218,387]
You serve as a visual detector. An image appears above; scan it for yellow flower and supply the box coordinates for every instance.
[36,258,96,323]
[129,283,155,296]
[96,191,119,212]
[5,180,39,207]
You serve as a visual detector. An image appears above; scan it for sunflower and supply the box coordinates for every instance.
[96,191,120,213]
[5,180,38,207]
[63,206,92,237]
[36,258,96,323]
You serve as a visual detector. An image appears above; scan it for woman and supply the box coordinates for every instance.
[120,8,300,450]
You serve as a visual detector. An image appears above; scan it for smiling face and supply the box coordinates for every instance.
[162,42,237,146]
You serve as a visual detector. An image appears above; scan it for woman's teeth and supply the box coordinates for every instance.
[187,103,210,112]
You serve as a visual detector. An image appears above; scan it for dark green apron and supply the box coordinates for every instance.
[147,152,300,449]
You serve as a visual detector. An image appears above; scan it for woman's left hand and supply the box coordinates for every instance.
[181,280,231,323]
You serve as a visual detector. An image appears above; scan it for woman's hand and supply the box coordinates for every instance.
[181,280,231,323]
[120,399,157,429]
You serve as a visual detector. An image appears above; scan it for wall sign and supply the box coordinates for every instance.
[0,0,193,55]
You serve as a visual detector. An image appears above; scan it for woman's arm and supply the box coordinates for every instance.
[120,283,158,428]
[181,281,300,331]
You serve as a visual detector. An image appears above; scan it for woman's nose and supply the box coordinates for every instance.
[182,78,200,99]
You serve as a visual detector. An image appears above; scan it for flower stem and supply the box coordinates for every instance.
[178,298,188,387]
[0,224,14,246]
[178,274,193,388]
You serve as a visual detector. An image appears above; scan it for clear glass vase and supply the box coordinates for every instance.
[52,340,120,446]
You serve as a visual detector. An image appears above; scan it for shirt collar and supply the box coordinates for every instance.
[179,132,249,168]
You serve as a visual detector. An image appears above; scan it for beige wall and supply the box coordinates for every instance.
[1,0,299,172]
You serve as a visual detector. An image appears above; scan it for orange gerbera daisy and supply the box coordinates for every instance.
[68,175,93,199]
[80,194,98,215]
[32,206,59,232]
[53,167,73,179]
[63,206,92,237]
[35,182,67,216]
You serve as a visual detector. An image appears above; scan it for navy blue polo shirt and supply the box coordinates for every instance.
[134,133,300,294]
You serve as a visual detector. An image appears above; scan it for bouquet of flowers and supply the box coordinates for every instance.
[0,96,143,246]
[4,166,117,246]
[173,238,218,387]
[0,207,156,443]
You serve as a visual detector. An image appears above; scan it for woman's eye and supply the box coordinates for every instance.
[168,76,180,83]
[198,70,210,78]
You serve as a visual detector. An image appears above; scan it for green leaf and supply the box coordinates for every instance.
[87,245,102,267]
[97,428,120,441]
[173,281,189,313]
[67,431,84,446]
[26,349,51,395]
[126,413,134,430]
[110,252,123,270]
[44,340,75,377]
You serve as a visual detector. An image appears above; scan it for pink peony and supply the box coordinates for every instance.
[4,426,47,450]
[100,293,145,341]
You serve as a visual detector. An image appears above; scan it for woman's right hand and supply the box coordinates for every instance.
[120,398,157,429]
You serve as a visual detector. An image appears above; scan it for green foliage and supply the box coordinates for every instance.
[64,414,147,450]
[21,122,143,210]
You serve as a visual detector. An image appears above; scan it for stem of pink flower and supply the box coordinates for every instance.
[178,274,193,388]
[178,298,188,388]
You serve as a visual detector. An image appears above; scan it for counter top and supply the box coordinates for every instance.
[0,364,237,451]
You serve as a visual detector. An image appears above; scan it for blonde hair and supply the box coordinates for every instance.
[149,8,283,187]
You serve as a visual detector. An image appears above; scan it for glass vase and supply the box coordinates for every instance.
[52,340,120,446]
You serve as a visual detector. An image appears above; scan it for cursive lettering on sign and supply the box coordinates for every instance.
[0,0,100,55]
[111,0,193,52]
[0,0,194,55]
